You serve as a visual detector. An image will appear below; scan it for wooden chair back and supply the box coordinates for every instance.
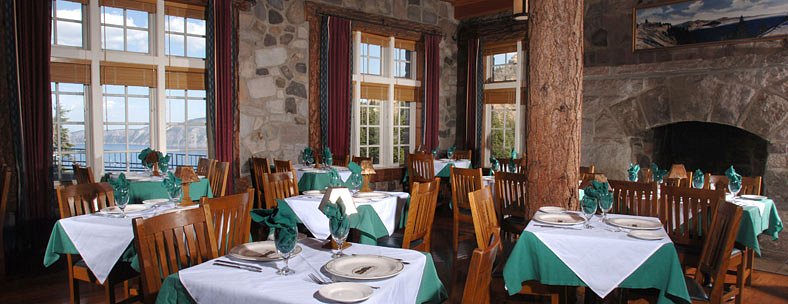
[665,176,691,188]
[639,168,654,183]
[200,189,254,256]
[402,178,440,252]
[494,171,529,221]
[262,171,299,209]
[741,176,762,195]
[72,164,95,184]
[497,158,525,174]
[274,159,294,173]
[452,150,472,160]
[661,186,724,251]
[56,182,116,218]
[608,180,658,217]
[694,201,743,303]
[250,157,272,209]
[407,153,435,188]
[0,166,12,277]
[210,161,229,197]
[351,156,372,165]
[461,231,501,304]
[705,174,728,191]
[450,167,483,211]
[132,206,218,303]
[468,187,501,250]
[580,165,595,174]
[196,158,215,177]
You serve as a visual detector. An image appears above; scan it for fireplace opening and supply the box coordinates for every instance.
[650,121,768,177]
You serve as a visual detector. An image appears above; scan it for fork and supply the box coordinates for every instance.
[308,273,379,289]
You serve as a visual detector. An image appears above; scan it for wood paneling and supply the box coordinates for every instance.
[484,88,516,104]
[50,61,90,84]
[165,67,205,90]
[454,0,511,20]
[100,62,157,87]
[394,85,419,102]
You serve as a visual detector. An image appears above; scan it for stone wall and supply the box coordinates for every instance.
[583,0,788,263]
[236,0,458,179]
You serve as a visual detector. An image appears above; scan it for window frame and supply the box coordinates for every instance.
[100,5,152,53]
[165,89,208,166]
[51,82,90,180]
[52,0,87,48]
[164,14,207,58]
[102,85,154,172]
[483,41,525,167]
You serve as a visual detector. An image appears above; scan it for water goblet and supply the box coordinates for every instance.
[349,174,363,194]
[330,217,350,258]
[728,182,742,201]
[692,179,704,189]
[117,189,130,218]
[275,226,297,275]
[167,186,182,205]
[598,198,613,223]
[581,199,597,229]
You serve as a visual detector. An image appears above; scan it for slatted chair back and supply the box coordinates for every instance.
[0,166,12,277]
[580,165,595,174]
[72,164,95,184]
[196,158,214,177]
[665,172,693,188]
[694,201,743,303]
[250,157,272,209]
[262,171,299,209]
[741,176,762,196]
[200,189,254,256]
[209,161,229,197]
[274,159,294,173]
[407,153,435,189]
[661,186,724,251]
[402,178,440,252]
[468,187,501,250]
[705,174,728,191]
[497,158,525,174]
[351,156,372,165]
[132,206,218,303]
[450,167,483,211]
[461,231,501,304]
[608,180,658,217]
[452,150,472,160]
[639,168,654,183]
[56,182,116,218]
[494,171,529,221]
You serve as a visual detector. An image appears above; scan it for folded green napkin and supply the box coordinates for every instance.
[263,199,298,250]
[347,162,363,188]
[323,146,333,166]
[508,149,517,172]
[348,161,361,174]
[651,163,667,182]
[431,148,438,158]
[693,169,704,188]
[447,146,456,157]
[161,172,182,193]
[489,157,500,176]
[158,152,170,172]
[108,173,130,201]
[581,181,612,213]
[322,198,350,238]
[328,167,341,187]
[627,163,640,182]
[138,148,153,169]
[725,166,742,189]
[302,147,314,164]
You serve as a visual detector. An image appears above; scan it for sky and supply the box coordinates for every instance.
[637,0,788,25]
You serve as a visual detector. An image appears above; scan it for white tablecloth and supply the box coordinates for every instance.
[179,239,427,304]
[293,165,353,183]
[727,194,767,217]
[285,192,406,240]
[527,213,671,298]
[433,159,471,175]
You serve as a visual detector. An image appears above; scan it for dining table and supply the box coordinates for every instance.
[155,238,447,304]
[726,194,783,255]
[293,165,353,191]
[434,159,471,178]
[117,172,213,204]
[503,212,691,304]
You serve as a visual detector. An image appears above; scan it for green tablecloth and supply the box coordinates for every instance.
[43,221,139,270]
[155,252,446,304]
[435,164,453,178]
[503,231,690,304]
[297,172,350,192]
[737,199,783,255]
[127,178,213,204]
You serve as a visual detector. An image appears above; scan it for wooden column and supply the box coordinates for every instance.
[525,0,583,210]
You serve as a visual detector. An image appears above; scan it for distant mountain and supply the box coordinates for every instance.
[70,117,207,148]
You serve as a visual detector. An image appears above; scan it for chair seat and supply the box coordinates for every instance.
[501,216,526,234]
[684,276,710,301]
[377,231,424,249]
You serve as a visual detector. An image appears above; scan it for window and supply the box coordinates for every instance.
[102,85,152,171]
[165,15,207,58]
[393,48,413,79]
[52,82,88,180]
[51,0,84,47]
[359,42,382,76]
[488,104,516,158]
[358,99,382,163]
[101,6,150,53]
[392,101,412,164]
[483,41,525,166]
[490,52,517,82]
[166,89,208,166]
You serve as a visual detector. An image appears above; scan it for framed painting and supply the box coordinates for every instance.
[633,0,788,51]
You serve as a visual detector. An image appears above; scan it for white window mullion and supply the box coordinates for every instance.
[352,31,362,156]
[514,41,523,155]
[384,36,395,166]
[155,0,166,153]
[90,0,104,177]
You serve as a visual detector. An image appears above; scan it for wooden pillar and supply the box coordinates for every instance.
[525,0,583,210]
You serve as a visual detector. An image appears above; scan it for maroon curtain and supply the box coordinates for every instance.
[16,0,52,220]
[326,17,352,158]
[465,39,479,154]
[213,0,234,191]
[423,34,441,151]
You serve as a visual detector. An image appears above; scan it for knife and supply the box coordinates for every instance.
[534,224,582,230]
[214,260,263,271]
[213,261,262,272]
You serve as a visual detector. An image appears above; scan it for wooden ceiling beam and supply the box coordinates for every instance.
[454,0,511,20]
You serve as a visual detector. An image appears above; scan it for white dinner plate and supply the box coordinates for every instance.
[354,192,388,199]
[324,255,404,280]
[538,206,566,214]
[142,198,170,207]
[303,190,325,196]
[228,241,302,262]
[607,217,662,230]
[627,230,665,240]
[353,198,371,204]
[740,195,766,201]
[318,283,373,303]
[301,168,325,173]
[532,213,584,226]
[100,204,151,214]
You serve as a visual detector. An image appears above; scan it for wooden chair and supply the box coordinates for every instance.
[195,158,215,177]
[705,174,727,191]
[200,189,254,256]
[250,157,272,209]
[685,201,743,304]
[401,178,441,252]
[452,150,472,160]
[209,161,229,197]
[274,159,294,173]
[494,171,529,239]
[661,186,725,267]
[132,206,218,303]
[639,168,654,183]
[450,167,483,256]
[0,166,12,277]
[407,153,435,190]
[461,231,501,304]
[56,183,139,304]
[262,171,299,209]
[351,155,372,165]
[741,176,762,195]
[72,164,95,184]
[497,158,525,174]
[468,187,501,251]
[579,165,595,174]
[608,180,658,217]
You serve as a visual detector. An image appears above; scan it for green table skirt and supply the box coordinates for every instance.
[155,252,447,304]
[736,199,783,255]
[297,172,350,192]
[128,178,213,204]
[503,231,690,304]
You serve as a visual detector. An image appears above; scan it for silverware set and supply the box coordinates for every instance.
[533,224,582,230]
[213,260,262,272]
[308,273,379,289]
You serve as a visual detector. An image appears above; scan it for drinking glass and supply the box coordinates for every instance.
[692,179,704,189]
[330,217,350,258]
[167,186,182,205]
[728,182,742,200]
[447,150,454,159]
[349,174,363,193]
[275,226,297,275]
[581,199,597,229]
[117,189,130,218]
[628,174,638,182]
[598,198,613,223]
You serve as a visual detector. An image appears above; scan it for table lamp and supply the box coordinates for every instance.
[175,166,200,205]
[360,160,376,192]
[667,164,688,179]
[144,152,161,176]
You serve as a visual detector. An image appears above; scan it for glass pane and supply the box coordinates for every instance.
[103,96,125,123]
[166,125,185,150]
[166,89,186,97]
[368,127,379,145]
[126,29,149,53]
[393,147,400,164]
[126,10,148,28]
[101,26,124,50]
[359,106,367,125]
[493,54,505,65]
[360,147,368,158]
[400,108,410,125]
[127,86,149,96]
[188,99,207,121]
[369,147,379,164]
[167,99,186,123]
[56,20,82,47]
[393,127,399,145]
[59,83,83,93]
[360,44,367,56]
[165,34,185,56]
[360,127,368,145]
[400,128,410,145]
[360,59,368,74]
[166,15,185,33]
[127,98,150,123]
[368,104,380,124]
[62,124,86,151]
[101,6,124,25]
[128,125,150,147]
[188,126,207,149]
[369,45,381,58]
[368,58,380,75]
[186,36,206,58]
[186,18,206,35]
[57,0,82,20]
[189,90,206,98]
[103,84,124,95]
[51,95,57,121]
[59,94,85,122]
[103,125,126,149]
[51,82,57,91]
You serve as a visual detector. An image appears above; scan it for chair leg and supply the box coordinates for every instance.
[745,248,754,286]
[104,282,116,304]
[453,218,459,257]
[69,278,80,304]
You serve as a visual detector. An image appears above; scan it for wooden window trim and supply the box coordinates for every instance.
[484,88,516,104]
[165,67,205,90]
[50,58,91,84]
[359,82,388,100]
[100,61,157,87]
[100,0,157,13]
[165,1,206,19]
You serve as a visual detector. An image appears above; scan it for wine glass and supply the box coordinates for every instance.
[330,217,350,258]
[628,173,638,182]
[692,179,704,189]
[349,174,363,193]
[167,186,182,205]
[598,197,613,223]
[447,150,454,159]
[117,189,130,218]
[275,226,297,275]
[581,199,597,229]
[728,181,742,201]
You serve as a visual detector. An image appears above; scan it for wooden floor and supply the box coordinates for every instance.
[1,203,787,303]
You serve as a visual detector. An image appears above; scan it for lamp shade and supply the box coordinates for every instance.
[360,160,376,175]
[513,0,528,21]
